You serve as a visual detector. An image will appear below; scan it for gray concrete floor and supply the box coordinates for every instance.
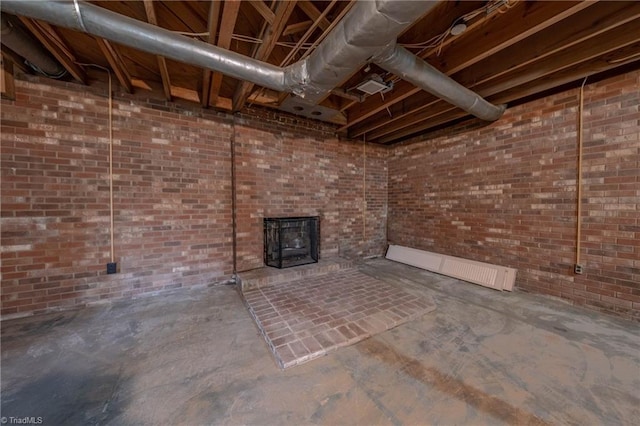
[2,258,639,425]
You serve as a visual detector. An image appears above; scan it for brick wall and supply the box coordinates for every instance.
[388,70,639,321]
[233,108,387,271]
[1,74,388,317]
[3,69,636,321]
[1,75,235,317]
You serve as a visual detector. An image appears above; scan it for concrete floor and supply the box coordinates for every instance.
[2,258,639,425]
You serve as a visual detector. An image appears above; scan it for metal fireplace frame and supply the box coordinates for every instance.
[264,216,319,269]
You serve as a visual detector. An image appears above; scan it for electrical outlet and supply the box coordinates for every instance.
[574,264,584,275]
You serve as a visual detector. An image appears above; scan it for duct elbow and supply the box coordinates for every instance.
[475,101,507,122]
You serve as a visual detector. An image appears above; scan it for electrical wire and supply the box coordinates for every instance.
[575,76,588,268]
[75,62,115,264]
[362,135,367,242]
[24,60,68,79]
[172,30,318,51]
[401,0,515,57]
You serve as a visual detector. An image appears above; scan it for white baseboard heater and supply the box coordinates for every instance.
[385,245,516,291]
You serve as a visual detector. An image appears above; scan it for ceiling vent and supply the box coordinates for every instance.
[356,74,393,95]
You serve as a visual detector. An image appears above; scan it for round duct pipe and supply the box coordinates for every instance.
[1,12,66,78]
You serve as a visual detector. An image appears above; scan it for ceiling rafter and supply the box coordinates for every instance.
[341,0,595,134]
[95,38,133,93]
[297,1,331,32]
[354,2,638,140]
[248,1,275,25]
[280,0,336,67]
[355,12,640,142]
[232,0,298,111]
[17,17,87,84]
[201,0,222,107]
[249,0,350,110]
[273,0,355,109]
[208,0,241,108]
[5,1,638,145]
[377,49,640,145]
[283,20,313,37]
[454,1,640,93]
[143,0,172,101]
[372,30,640,144]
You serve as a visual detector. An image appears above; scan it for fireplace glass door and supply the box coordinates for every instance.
[264,217,319,268]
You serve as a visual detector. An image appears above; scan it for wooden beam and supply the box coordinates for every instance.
[283,20,313,36]
[279,0,336,67]
[361,18,640,142]
[208,0,241,107]
[32,21,78,62]
[298,1,331,32]
[1,56,15,100]
[143,0,172,100]
[162,1,207,33]
[454,1,640,91]
[95,38,133,93]
[232,0,298,111]
[340,1,593,132]
[376,47,640,145]
[276,0,354,108]
[249,0,275,25]
[1,46,28,73]
[472,21,640,97]
[18,17,86,84]
[201,0,222,107]
[351,2,637,140]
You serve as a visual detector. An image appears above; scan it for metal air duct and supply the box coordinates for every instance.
[1,12,66,78]
[0,0,505,123]
[373,44,506,121]
[286,1,436,103]
[0,0,287,91]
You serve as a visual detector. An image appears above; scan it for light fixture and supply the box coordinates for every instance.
[356,74,392,95]
[451,19,467,36]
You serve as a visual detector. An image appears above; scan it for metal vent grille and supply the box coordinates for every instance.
[386,245,517,291]
[356,78,391,95]
[441,259,499,290]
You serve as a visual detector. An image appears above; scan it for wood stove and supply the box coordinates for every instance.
[264,216,319,268]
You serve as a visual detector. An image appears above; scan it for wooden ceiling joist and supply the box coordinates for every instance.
[143,0,172,100]
[354,13,640,142]
[249,1,276,26]
[283,20,313,37]
[17,17,87,84]
[453,1,640,90]
[201,0,222,107]
[95,38,133,93]
[341,0,595,134]
[6,0,638,144]
[208,0,241,108]
[232,0,298,111]
[297,1,331,32]
[377,51,640,145]
[371,34,640,145]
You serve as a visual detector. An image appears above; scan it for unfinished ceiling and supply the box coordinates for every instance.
[1,0,639,144]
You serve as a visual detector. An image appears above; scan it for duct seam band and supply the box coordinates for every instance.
[73,0,87,33]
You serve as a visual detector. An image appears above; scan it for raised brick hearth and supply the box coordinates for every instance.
[239,261,436,368]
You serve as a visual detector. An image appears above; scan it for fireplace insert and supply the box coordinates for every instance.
[264,216,319,268]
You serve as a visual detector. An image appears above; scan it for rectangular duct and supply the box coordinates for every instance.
[385,244,516,291]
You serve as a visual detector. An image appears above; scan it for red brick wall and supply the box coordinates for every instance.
[1,75,235,317]
[233,108,388,271]
[388,70,639,321]
[1,74,388,317]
